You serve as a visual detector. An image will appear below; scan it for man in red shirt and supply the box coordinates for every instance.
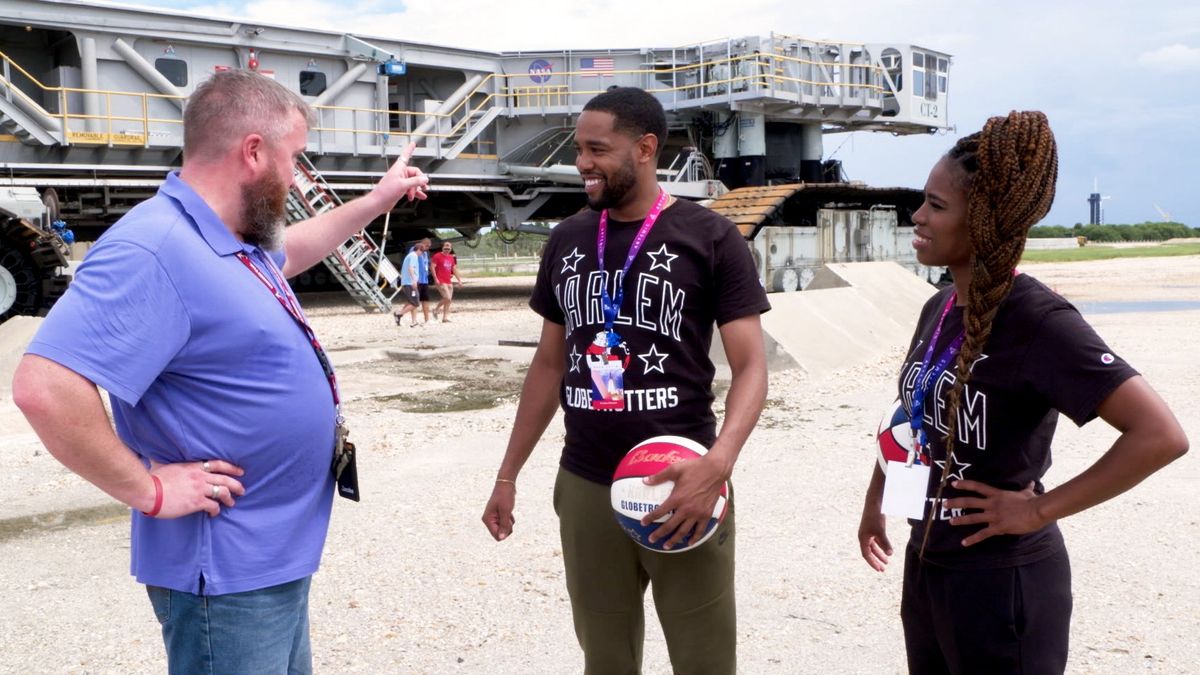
[431,241,463,322]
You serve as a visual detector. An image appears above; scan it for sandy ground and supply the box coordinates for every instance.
[1,256,1198,674]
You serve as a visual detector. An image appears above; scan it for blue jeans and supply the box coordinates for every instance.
[146,576,313,675]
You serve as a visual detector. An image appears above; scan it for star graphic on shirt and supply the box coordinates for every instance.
[646,244,678,273]
[636,343,669,374]
[568,345,583,373]
[561,247,586,273]
[934,459,972,482]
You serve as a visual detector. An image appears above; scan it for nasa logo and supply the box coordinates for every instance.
[529,59,553,84]
[1100,352,1115,365]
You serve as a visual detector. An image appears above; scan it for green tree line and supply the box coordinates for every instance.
[1030,222,1198,242]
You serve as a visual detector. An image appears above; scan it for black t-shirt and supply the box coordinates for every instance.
[900,273,1138,569]
[530,199,771,484]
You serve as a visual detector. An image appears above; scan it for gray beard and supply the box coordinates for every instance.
[243,216,284,252]
[240,170,288,251]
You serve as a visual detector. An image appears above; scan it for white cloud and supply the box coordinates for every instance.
[1137,44,1200,71]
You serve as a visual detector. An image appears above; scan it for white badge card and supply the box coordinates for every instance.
[881,461,930,520]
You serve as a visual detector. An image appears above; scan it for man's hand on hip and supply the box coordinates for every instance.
[148,459,246,518]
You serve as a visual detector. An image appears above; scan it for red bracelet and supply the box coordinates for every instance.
[142,475,163,517]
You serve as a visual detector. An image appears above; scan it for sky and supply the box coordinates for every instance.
[123,0,1200,228]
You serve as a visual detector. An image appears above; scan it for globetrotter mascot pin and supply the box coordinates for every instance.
[586,329,631,410]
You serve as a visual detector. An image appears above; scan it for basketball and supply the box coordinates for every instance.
[610,435,729,553]
[876,397,921,472]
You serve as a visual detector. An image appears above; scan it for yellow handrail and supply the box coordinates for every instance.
[0,48,58,89]
[0,48,196,144]
[0,49,68,130]
[1,44,890,151]
[313,101,440,117]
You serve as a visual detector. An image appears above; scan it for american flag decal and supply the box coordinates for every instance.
[580,57,615,77]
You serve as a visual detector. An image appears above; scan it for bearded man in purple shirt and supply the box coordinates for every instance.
[11,70,428,674]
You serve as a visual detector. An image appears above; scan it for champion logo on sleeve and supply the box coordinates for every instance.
[1100,353,1115,365]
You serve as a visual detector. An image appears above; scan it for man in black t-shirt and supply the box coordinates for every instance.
[482,88,770,674]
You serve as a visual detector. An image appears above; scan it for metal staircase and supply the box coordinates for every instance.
[0,109,35,144]
[0,88,60,145]
[0,52,64,146]
[286,155,392,312]
[443,106,503,159]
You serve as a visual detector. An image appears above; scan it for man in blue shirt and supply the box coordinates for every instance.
[416,237,435,323]
[393,239,426,326]
[11,70,428,674]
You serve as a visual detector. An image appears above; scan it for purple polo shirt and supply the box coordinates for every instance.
[27,172,335,595]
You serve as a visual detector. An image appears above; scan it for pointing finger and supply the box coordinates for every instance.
[399,141,416,165]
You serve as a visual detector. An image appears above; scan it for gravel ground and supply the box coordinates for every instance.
[1,259,1197,674]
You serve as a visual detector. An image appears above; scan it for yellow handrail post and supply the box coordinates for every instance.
[59,87,69,143]
[142,93,149,148]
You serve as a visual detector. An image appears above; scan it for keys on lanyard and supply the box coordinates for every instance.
[596,189,670,342]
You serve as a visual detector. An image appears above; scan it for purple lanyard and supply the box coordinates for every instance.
[909,292,964,462]
[597,190,670,330]
[235,251,342,418]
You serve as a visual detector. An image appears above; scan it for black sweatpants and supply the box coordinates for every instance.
[901,546,1072,675]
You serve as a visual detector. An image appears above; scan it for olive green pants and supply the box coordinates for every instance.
[553,468,736,675]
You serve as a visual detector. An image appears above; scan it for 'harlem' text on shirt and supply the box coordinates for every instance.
[900,358,989,451]
[556,270,685,342]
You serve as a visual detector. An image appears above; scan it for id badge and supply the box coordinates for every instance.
[881,461,929,520]
[332,425,360,502]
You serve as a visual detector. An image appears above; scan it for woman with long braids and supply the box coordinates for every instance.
[856,111,1188,673]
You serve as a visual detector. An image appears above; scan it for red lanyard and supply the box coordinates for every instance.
[235,251,342,418]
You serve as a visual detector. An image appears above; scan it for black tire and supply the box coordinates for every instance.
[0,218,70,324]
[0,231,44,321]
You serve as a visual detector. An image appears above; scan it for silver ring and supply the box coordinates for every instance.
[211,485,221,499]
[201,461,211,473]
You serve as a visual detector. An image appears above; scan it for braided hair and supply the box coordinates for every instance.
[918,111,1058,559]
